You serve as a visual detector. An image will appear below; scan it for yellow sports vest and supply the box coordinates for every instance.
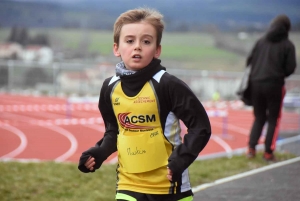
[112,81,168,173]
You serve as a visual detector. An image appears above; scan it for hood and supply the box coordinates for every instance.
[266,14,291,42]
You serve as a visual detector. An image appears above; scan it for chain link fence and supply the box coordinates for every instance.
[1,58,299,146]
[0,59,300,102]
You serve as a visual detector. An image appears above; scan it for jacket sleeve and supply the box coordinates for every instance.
[166,76,211,181]
[246,41,258,67]
[284,42,297,77]
[78,78,118,173]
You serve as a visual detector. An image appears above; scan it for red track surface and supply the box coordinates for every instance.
[0,94,299,164]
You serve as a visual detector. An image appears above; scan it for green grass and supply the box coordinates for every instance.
[0,151,295,201]
[0,28,238,61]
[1,28,299,71]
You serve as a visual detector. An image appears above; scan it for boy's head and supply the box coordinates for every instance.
[113,7,164,70]
[113,7,164,47]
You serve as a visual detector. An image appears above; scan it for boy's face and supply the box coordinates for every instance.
[113,21,161,71]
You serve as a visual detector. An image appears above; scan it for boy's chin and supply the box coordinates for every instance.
[126,64,147,71]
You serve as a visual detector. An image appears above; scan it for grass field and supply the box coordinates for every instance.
[0,28,243,71]
[0,152,295,201]
[1,28,299,72]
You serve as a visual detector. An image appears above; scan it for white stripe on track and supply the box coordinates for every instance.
[192,156,300,193]
[83,124,120,164]
[0,103,98,112]
[211,135,233,158]
[1,112,78,162]
[84,124,105,133]
[44,126,78,162]
[0,123,28,159]
[213,121,250,136]
[108,134,234,165]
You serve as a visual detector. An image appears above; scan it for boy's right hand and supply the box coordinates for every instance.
[78,146,106,173]
[85,156,96,171]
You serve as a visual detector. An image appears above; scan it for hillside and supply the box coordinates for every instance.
[1,0,300,31]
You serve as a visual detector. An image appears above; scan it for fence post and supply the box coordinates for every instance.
[66,98,72,119]
[222,114,228,138]
[7,60,14,92]
[52,62,59,96]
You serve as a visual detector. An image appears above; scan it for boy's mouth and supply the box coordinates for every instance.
[132,54,141,59]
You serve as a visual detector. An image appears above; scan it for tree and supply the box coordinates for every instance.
[7,26,29,46]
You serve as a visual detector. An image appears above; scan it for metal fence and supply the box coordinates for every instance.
[1,59,299,138]
[1,59,300,102]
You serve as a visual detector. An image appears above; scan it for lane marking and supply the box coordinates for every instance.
[192,156,300,193]
[0,112,78,162]
[213,121,249,136]
[0,123,28,159]
[0,104,98,112]
[44,126,78,162]
[2,117,104,126]
[84,124,105,133]
[83,124,119,164]
[210,135,233,158]
[197,134,300,161]
[108,156,118,164]
[108,134,234,165]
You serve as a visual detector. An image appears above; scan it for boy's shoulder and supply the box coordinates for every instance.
[157,70,184,84]
[102,75,120,87]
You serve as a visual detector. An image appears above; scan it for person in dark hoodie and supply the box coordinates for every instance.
[246,14,297,161]
[78,7,211,201]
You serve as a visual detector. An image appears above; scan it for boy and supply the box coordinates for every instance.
[78,7,211,201]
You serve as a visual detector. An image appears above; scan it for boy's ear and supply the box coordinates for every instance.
[154,45,162,58]
[113,43,120,57]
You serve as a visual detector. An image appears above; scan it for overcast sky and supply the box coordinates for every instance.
[13,0,83,2]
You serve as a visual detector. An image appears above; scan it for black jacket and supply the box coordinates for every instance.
[247,15,297,85]
[78,59,211,184]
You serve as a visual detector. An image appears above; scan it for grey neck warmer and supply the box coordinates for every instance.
[115,61,137,76]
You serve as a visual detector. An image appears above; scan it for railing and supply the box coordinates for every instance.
[0,59,300,102]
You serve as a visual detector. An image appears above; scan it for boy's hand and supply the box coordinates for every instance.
[85,156,96,171]
[167,167,173,181]
[78,146,106,173]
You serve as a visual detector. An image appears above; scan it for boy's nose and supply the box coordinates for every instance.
[134,42,141,50]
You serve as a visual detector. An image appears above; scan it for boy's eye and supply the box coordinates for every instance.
[143,40,151,44]
[126,39,134,44]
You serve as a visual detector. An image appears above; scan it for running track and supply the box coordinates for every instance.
[0,94,299,164]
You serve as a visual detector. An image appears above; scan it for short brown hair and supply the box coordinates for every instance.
[113,7,164,47]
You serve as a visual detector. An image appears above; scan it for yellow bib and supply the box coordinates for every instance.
[111,81,168,173]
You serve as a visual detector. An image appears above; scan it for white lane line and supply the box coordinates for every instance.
[84,124,105,133]
[83,124,119,164]
[44,126,78,162]
[108,156,118,164]
[0,103,98,112]
[213,121,250,136]
[107,134,234,165]
[0,123,28,159]
[1,112,78,162]
[192,156,300,193]
[211,135,233,158]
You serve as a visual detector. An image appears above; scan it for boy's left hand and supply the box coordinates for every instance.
[85,156,96,171]
[167,167,173,181]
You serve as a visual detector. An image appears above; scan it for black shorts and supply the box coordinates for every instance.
[116,190,193,201]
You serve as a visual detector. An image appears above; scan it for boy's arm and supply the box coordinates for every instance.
[78,78,118,173]
[166,77,211,181]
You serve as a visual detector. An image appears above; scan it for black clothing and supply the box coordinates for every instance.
[246,29,296,86]
[249,82,285,153]
[247,15,297,154]
[78,58,211,194]
[116,190,193,201]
